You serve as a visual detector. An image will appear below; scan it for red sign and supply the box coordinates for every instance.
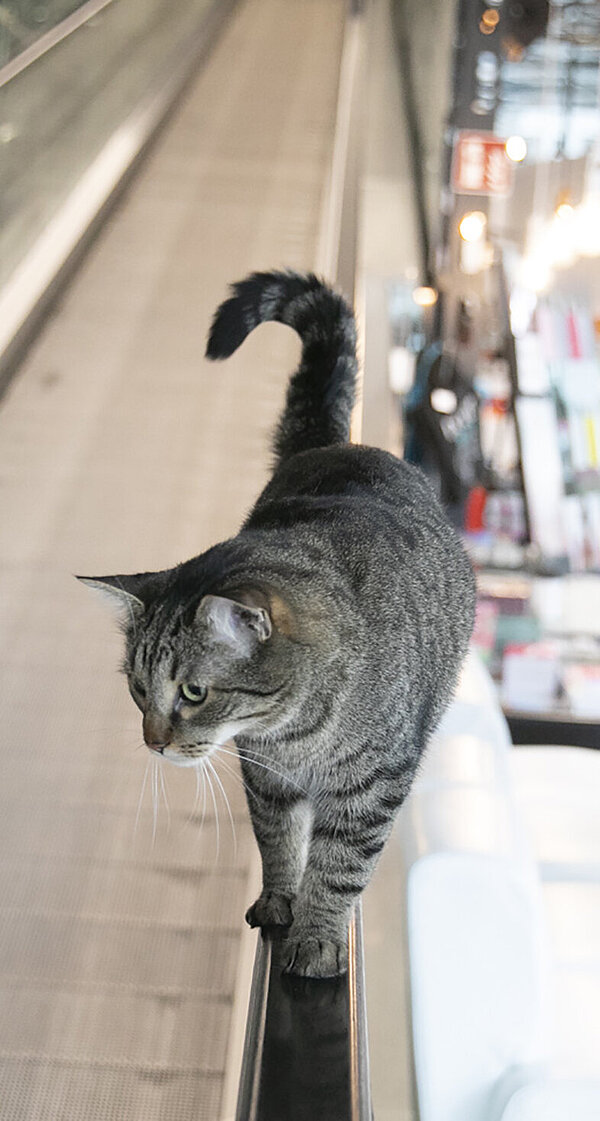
[452,131,514,196]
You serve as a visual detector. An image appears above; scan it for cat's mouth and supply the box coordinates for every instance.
[161,744,215,767]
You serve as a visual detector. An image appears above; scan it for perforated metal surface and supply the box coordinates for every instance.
[0,1,344,1116]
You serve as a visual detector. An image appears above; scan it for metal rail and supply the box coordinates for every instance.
[0,0,117,90]
[391,0,435,290]
[234,3,371,1114]
[0,0,239,388]
[235,905,372,1121]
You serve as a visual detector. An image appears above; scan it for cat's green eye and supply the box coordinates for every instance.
[180,683,207,704]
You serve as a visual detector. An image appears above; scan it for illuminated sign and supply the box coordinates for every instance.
[452,131,514,196]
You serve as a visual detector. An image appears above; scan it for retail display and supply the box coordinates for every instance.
[516,301,600,571]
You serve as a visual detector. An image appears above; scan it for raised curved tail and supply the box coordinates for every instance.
[205,270,357,466]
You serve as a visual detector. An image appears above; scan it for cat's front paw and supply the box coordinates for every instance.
[283,935,348,979]
[245,891,294,930]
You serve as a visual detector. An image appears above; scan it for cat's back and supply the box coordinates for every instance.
[245,443,474,641]
[251,443,426,506]
[247,443,453,545]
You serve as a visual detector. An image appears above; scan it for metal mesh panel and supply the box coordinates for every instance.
[0,1057,222,1121]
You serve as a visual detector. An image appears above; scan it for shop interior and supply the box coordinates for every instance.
[386,0,600,748]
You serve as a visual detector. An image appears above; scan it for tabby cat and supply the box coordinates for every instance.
[80,270,475,978]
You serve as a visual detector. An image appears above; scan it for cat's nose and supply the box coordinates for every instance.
[143,713,172,752]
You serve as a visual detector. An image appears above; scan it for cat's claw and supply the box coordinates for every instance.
[245,892,294,929]
[283,936,348,979]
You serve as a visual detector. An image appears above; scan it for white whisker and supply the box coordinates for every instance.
[215,755,256,802]
[215,744,307,794]
[208,757,237,858]
[228,741,288,767]
[151,759,158,846]
[157,761,171,831]
[134,757,152,838]
[204,764,219,864]
[183,763,202,830]
[215,753,261,816]
[192,764,202,819]
[200,764,208,833]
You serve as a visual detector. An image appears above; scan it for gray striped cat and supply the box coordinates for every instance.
[80,270,475,978]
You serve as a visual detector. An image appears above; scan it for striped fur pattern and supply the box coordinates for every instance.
[81,270,475,978]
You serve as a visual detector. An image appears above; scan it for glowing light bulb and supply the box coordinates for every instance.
[505,135,527,163]
[412,286,438,308]
[431,388,457,414]
[575,200,600,258]
[518,256,553,294]
[548,208,576,268]
[459,211,487,242]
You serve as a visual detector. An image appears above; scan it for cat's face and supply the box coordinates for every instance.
[79,575,288,766]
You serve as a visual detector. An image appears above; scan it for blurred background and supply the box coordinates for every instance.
[0,1,599,1120]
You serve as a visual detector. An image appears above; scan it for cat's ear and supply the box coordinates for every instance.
[75,574,148,620]
[197,594,272,654]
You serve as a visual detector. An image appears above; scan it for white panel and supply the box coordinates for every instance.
[408,853,548,1121]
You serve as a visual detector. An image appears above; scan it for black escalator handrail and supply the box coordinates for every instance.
[235,0,371,1113]
[235,903,372,1121]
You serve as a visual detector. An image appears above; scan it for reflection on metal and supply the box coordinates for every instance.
[347,904,372,1121]
[0,0,117,90]
[316,11,363,296]
[235,933,273,1121]
[235,905,372,1121]
[315,0,365,440]
[392,0,434,287]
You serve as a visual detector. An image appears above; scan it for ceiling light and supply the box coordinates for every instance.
[431,388,457,414]
[518,256,553,294]
[575,200,600,257]
[459,211,487,242]
[505,135,527,162]
[412,286,438,308]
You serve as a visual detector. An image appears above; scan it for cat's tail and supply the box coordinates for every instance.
[205,270,357,465]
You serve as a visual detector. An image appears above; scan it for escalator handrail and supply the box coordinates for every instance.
[235,904,373,1121]
[234,1,371,1115]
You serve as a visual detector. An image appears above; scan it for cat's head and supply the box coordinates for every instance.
[78,572,292,766]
